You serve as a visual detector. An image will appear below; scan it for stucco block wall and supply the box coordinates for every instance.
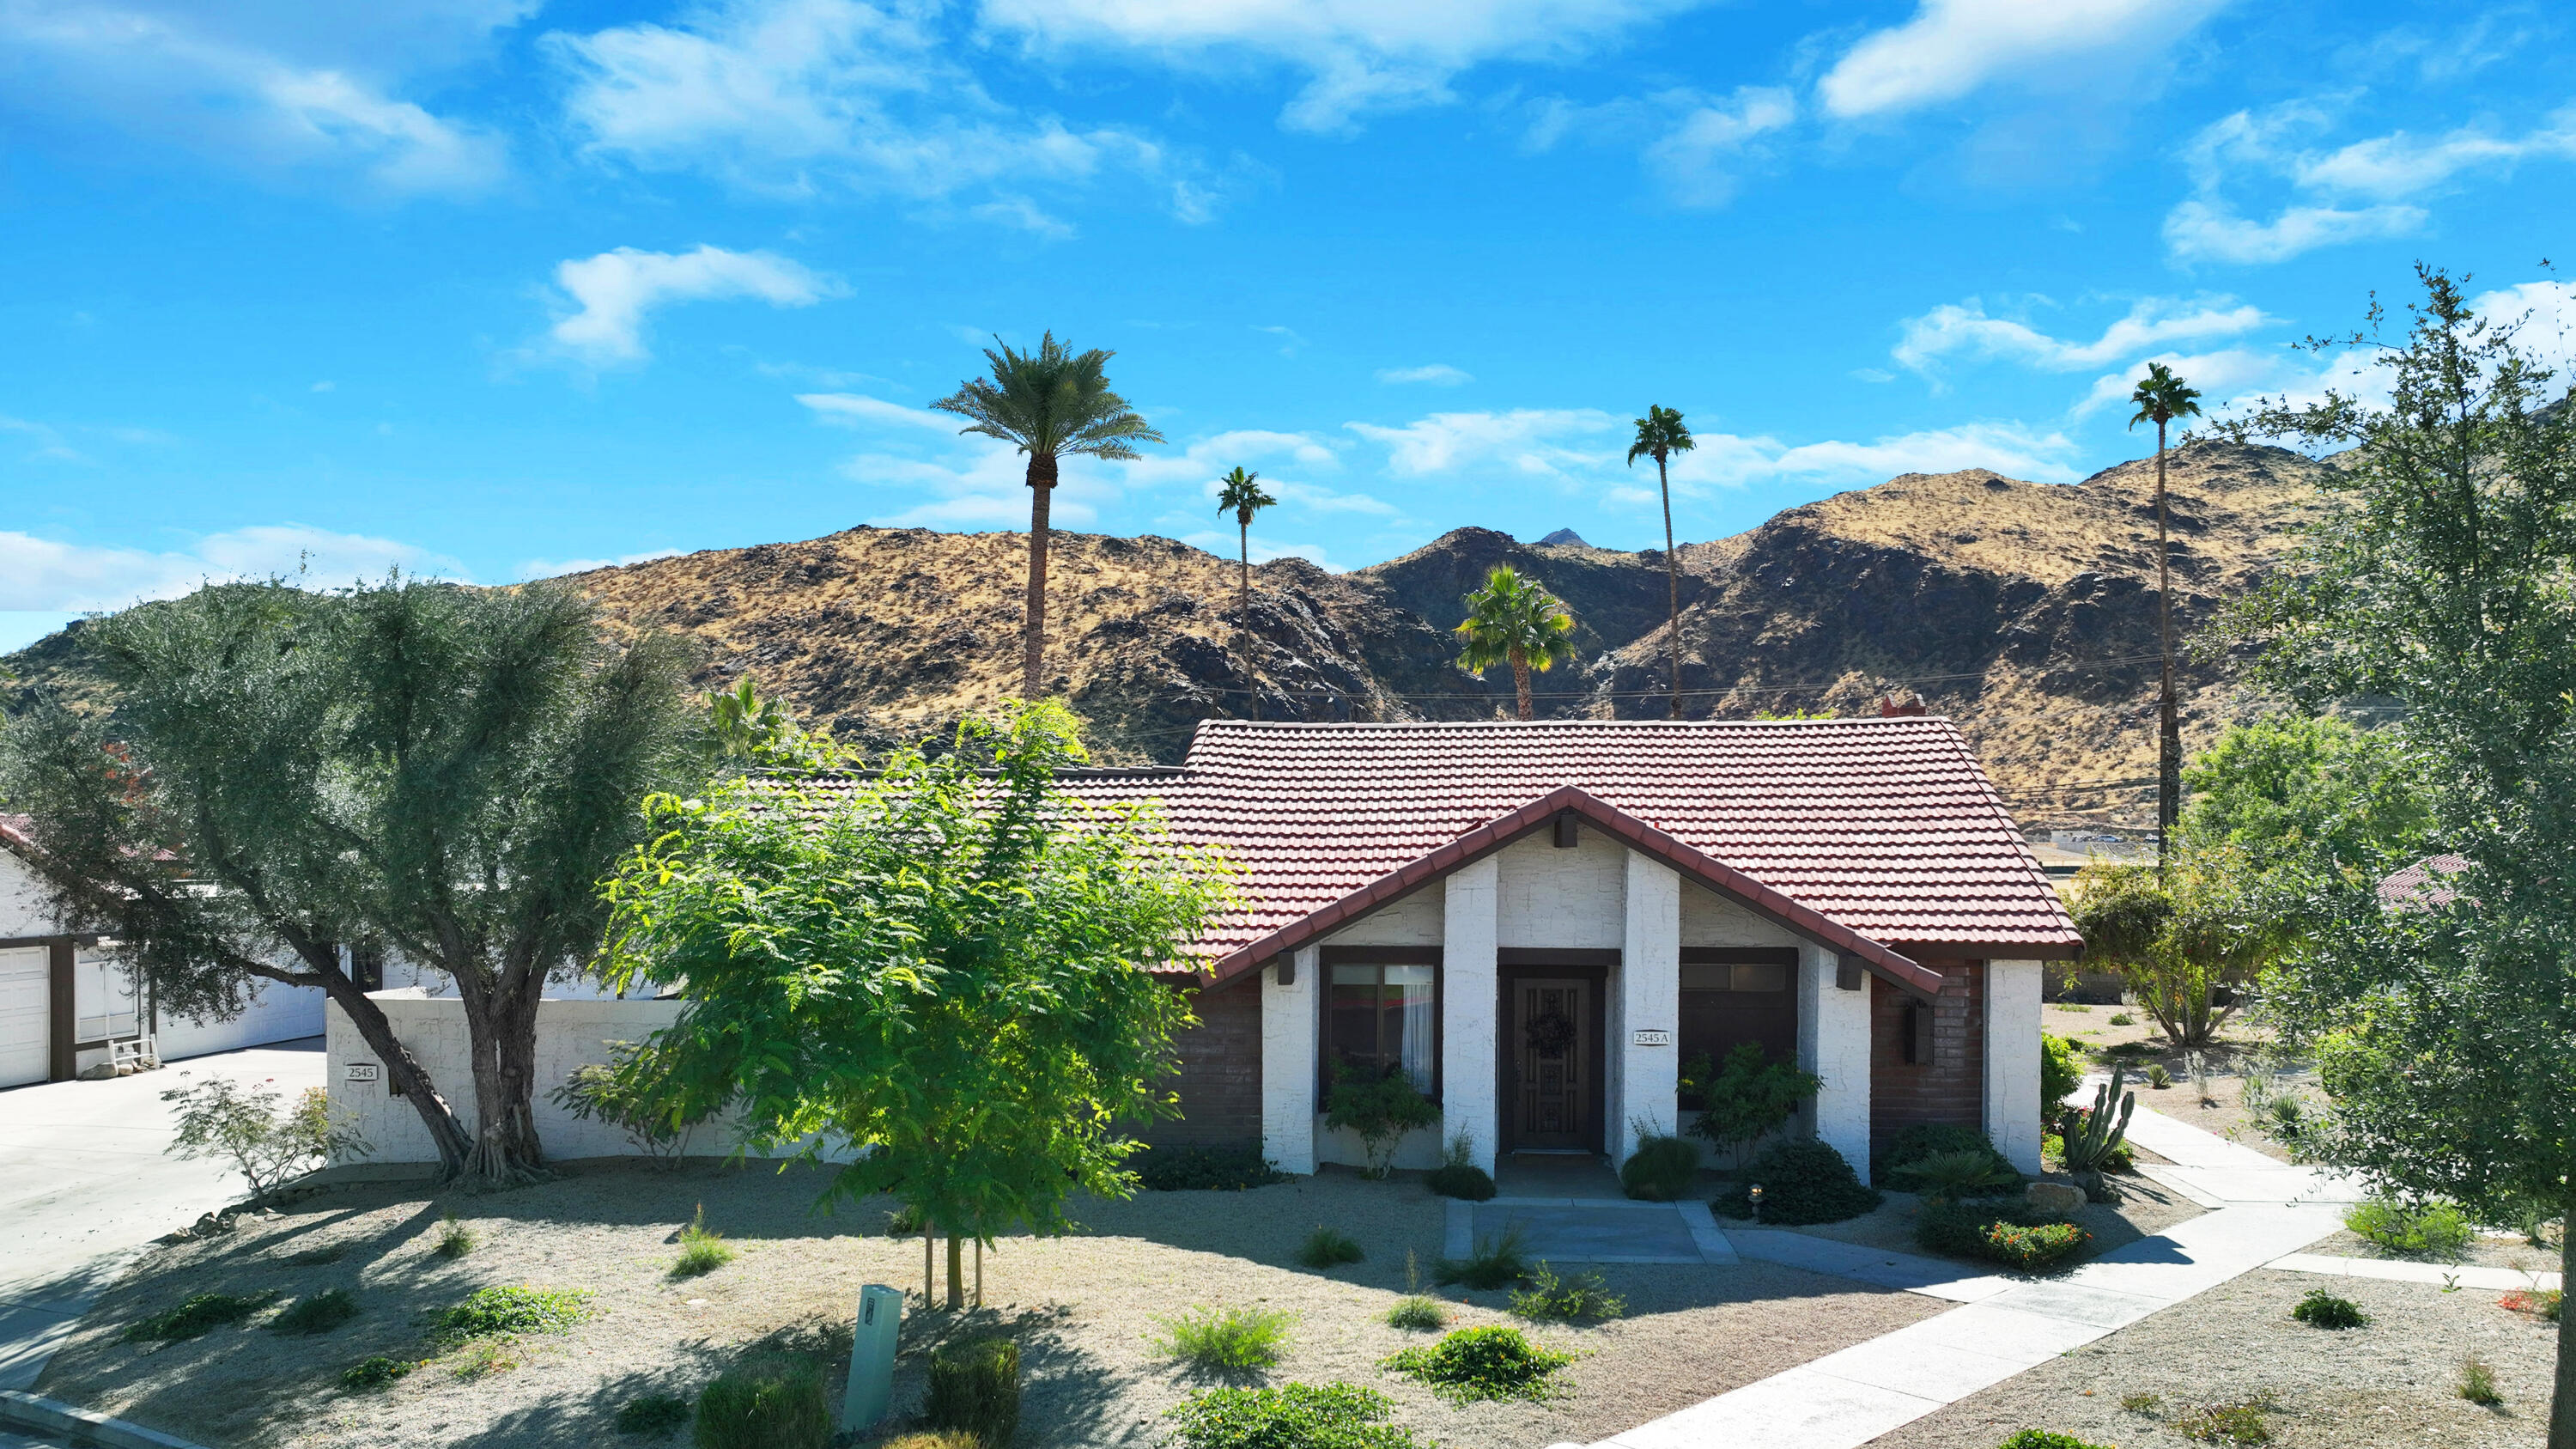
[1799,943,1874,1181]
[1679,882,1801,947]
[1146,977,1262,1149]
[1438,856,1499,1173]
[1322,888,1443,947]
[1984,959,2044,1172]
[1616,854,1681,1160]
[1494,829,1625,949]
[1870,959,1986,1151]
[1261,947,1318,1172]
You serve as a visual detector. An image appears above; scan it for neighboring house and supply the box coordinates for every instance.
[0,814,325,1087]
[2378,853,2472,912]
[963,716,2081,1179]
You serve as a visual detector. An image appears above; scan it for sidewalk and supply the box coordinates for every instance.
[1587,1104,2354,1449]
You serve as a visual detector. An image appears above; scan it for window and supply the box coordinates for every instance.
[1677,948,1798,1110]
[1326,963,1437,1094]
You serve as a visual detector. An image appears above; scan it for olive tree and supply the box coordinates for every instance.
[596,703,1231,1309]
[0,577,698,1183]
[2220,265,2576,1445]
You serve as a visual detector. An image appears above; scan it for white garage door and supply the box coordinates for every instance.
[0,946,50,1088]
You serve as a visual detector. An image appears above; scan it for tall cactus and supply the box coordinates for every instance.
[2058,1062,2138,1174]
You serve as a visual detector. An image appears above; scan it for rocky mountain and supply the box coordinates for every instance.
[4,441,2324,828]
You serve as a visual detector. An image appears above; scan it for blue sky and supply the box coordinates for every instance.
[3,0,2573,652]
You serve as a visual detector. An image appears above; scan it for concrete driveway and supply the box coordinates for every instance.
[0,1040,325,1391]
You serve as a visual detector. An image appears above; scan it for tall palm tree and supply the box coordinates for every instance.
[1626,404,1697,719]
[1455,564,1577,721]
[933,332,1163,697]
[2128,362,2203,867]
[1214,466,1276,720]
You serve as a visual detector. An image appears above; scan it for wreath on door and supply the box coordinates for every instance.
[1524,1010,1577,1057]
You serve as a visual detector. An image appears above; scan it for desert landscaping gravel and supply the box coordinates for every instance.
[39,1160,1944,1449]
[1874,1268,2561,1449]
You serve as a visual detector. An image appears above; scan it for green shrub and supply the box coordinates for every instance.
[1164,1383,1421,1449]
[880,1434,981,1449]
[1680,1042,1820,1170]
[1874,1123,2002,1183]
[1383,1325,1574,1403]
[160,1079,365,1199]
[617,1393,692,1436]
[2121,1392,2163,1413]
[672,1205,736,1278]
[1384,1297,1446,1330]
[2039,1034,2085,1113]
[2108,1012,2136,1026]
[2290,1289,2369,1329]
[2345,1197,2473,1260]
[1151,1307,1293,1371]
[1425,1164,1497,1201]
[2500,1288,2561,1321]
[450,1336,523,1380]
[1432,1223,1530,1290]
[1323,1063,1438,1179]
[2144,1063,2174,1088]
[434,1285,592,1342]
[693,1355,831,1449]
[1719,1139,1880,1225]
[1893,1148,2021,1203]
[270,1288,360,1336]
[1298,1226,1365,1269]
[1137,1146,1290,1191]
[1619,1134,1701,1202]
[925,1337,1022,1446]
[125,1291,277,1342]
[2458,1357,2500,1406]
[1509,1263,1625,1323]
[340,1355,415,1391]
[1997,1434,2114,1449]
[1917,1200,2088,1269]
[2173,1397,2274,1444]
[434,1212,477,1259]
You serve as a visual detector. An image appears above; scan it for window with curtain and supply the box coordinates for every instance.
[1326,962,1437,1094]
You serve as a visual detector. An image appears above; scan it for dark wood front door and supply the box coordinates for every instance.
[1509,978,1590,1150]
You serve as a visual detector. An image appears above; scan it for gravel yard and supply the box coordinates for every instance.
[1874,1269,2562,1448]
[38,1161,1942,1449]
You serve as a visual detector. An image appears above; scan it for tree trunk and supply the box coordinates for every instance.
[1239,521,1256,721]
[1658,453,1682,720]
[1510,652,1534,721]
[945,1233,965,1312]
[457,968,549,1185]
[2155,421,2181,864]
[2553,1216,2574,1449]
[1023,454,1057,698]
[923,1227,934,1307]
[307,965,474,1178]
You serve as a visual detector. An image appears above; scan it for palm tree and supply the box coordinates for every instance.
[1215,466,1276,720]
[933,332,1163,697]
[1455,565,1577,721]
[1626,404,1697,719]
[2128,362,2203,867]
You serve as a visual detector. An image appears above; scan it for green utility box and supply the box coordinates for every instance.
[841,1282,903,1430]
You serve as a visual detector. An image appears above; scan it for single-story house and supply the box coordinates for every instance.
[0,813,327,1087]
[1037,715,2083,1180]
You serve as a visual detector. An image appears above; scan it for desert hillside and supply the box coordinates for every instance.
[4,441,2324,828]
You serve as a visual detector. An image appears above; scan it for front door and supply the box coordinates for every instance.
[1509,978,1590,1150]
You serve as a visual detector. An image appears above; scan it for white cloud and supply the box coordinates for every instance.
[546,245,840,367]
[1711,422,2082,486]
[2069,345,2288,418]
[0,1,510,196]
[2160,198,2425,265]
[514,548,684,580]
[1174,531,1339,571]
[1376,363,1473,386]
[547,0,1224,226]
[1818,0,2226,119]
[1896,295,2272,374]
[1348,408,1625,479]
[981,0,1710,134]
[1641,86,1795,207]
[2294,108,2576,200]
[0,525,459,613]
[797,393,962,430]
[0,415,87,466]
[2474,279,2576,379]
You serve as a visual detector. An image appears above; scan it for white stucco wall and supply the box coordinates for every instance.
[1493,829,1627,949]
[1984,959,2044,1172]
[1680,882,1802,947]
[1615,854,1681,1162]
[1321,888,1443,947]
[1261,946,1319,1173]
[1437,857,1499,1173]
[0,849,58,939]
[1798,942,1874,1182]
[327,989,699,1163]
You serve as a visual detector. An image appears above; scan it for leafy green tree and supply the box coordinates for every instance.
[2182,715,2432,879]
[1455,565,1577,721]
[2128,362,2203,861]
[2218,265,2576,1444]
[1625,404,1697,719]
[1322,1062,1440,1179]
[1215,466,1277,718]
[1679,1042,1820,1170]
[597,703,1231,1310]
[933,333,1164,698]
[2069,844,2285,1048]
[0,578,698,1181]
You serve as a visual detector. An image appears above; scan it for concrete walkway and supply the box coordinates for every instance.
[0,1041,325,1391]
[2269,1251,2564,1294]
[2119,1102,2371,1208]
[1586,1105,2354,1449]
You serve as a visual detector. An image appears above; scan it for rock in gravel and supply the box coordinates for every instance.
[2026,1181,2087,1215]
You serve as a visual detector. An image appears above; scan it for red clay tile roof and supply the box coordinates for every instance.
[1056,716,2080,976]
[2378,853,2472,911]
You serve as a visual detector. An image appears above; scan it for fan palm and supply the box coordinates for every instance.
[1214,466,1276,719]
[933,332,1163,697]
[1626,404,1697,719]
[1455,565,1577,721]
[2128,362,2203,865]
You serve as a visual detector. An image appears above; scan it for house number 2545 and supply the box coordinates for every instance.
[1630,1029,1672,1047]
